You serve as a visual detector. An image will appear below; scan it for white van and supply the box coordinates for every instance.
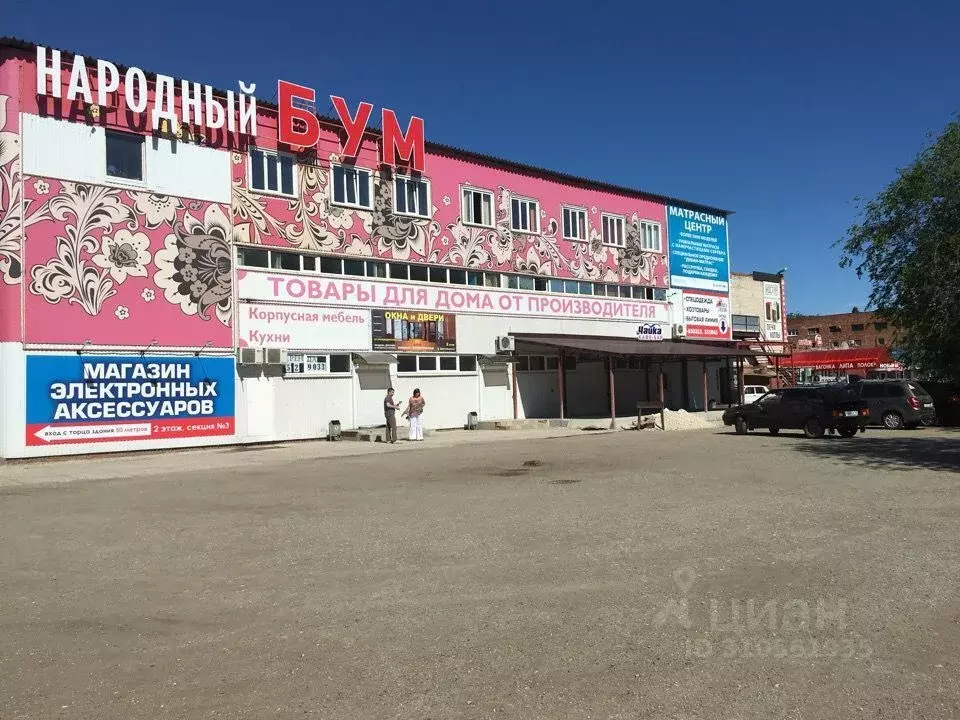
[743,385,769,404]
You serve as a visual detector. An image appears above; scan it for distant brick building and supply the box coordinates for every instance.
[786,309,894,350]
[783,309,902,382]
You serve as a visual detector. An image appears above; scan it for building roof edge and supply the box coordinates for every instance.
[0,36,732,216]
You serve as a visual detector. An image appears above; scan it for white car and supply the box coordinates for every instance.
[743,385,769,404]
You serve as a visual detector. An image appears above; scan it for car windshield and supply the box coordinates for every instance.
[758,392,780,404]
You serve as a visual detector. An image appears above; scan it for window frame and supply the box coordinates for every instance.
[395,354,480,375]
[732,314,761,333]
[460,185,495,229]
[104,130,146,185]
[601,213,625,247]
[510,195,541,235]
[561,205,588,242]
[639,220,662,253]
[248,147,298,198]
[393,174,432,219]
[330,163,374,210]
[237,247,270,269]
[516,354,569,373]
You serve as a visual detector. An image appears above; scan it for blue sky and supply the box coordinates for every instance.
[5,0,958,314]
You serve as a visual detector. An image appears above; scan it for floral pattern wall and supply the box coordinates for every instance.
[0,91,22,342]
[5,61,673,350]
[23,178,233,347]
[231,140,670,288]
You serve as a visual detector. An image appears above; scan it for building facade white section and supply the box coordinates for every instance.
[22,113,104,183]
[21,114,230,203]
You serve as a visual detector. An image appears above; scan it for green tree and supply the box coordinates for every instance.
[838,118,960,380]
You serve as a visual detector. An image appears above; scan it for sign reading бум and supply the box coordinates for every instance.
[25,355,235,446]
[667,206,730,293]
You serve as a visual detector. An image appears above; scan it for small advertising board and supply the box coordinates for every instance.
[681,291,732,341]
[371,310,457,352]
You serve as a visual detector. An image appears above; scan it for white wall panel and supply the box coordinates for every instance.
[395,374,479,430]
[234,374,354,442]
[21,115,229,203]
[480,368,511,421]
[456,315,648,355]
[146,136,230,203]
[22,114,104,183]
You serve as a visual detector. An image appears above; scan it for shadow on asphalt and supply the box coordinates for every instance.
[730,427,960,472]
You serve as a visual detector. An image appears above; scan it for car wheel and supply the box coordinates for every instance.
[734,416,749,435]
[838,427,858,438]
[768,427,780,435]
[882,411,904,430]
[803,417,825,439]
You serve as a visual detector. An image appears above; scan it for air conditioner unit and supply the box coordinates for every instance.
[237,347,263,365]
[672,324,686,338]
[495,336,515,354]
[264,348,288,365]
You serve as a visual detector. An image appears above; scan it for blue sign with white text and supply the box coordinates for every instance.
[26,355,236,446]
[667,205,730,293]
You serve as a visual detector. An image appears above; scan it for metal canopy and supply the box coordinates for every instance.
[477,354,514,367]
[352,352,398,366]
[511,334,768,360]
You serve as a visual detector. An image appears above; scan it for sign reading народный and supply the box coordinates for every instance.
[34,46,424,171]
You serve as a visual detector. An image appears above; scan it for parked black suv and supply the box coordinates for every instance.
[722,386,870,438]
[846,379,936,429]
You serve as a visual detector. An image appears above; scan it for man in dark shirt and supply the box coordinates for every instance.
[384,388,401,443]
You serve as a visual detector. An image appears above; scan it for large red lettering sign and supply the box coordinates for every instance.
[278,81,425,172]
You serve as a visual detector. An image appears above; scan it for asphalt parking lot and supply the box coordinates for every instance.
[2,428,959,719]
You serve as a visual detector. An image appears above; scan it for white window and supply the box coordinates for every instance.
[562,206,588,242]
[331,164,373,209]
[510,196,540,234]
[284,353,352,376]
[394,175,431,218]
[250,148,296,197]
[601,213,624,247]
[461,187,494,227]
[640,220,662,252]
[105,131,144,182]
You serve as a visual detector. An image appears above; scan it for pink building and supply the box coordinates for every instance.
[0,37,746,457]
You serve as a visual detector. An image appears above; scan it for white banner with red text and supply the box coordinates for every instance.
[681,291,732,340]
[237,270,670,324]
[238,302,372,350]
